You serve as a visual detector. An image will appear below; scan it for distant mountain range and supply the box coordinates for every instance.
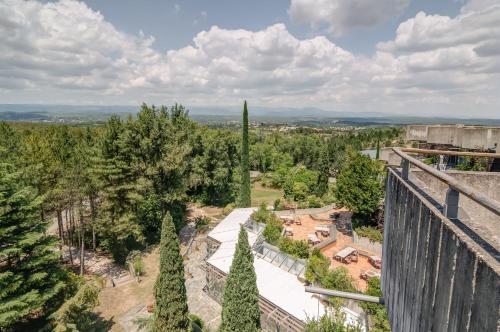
[1,104,500,126]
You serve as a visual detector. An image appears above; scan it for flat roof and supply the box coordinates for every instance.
[206,208,366,329]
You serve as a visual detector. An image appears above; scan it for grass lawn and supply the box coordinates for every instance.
[251,181,282,207]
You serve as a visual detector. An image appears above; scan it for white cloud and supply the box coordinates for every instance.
[288,0,410,35]
[174,3,180,14]
[0,0,499,117]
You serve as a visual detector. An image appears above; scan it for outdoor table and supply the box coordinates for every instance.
[369,255,382,269]
[314,225,330,236]
[333,246,358,264]
[307,233,321,245]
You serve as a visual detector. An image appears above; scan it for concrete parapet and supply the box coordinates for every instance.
[405,124,500,151]
[382,168,499,331]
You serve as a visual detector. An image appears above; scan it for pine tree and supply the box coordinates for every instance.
[316,149,329,197]
[0,164,67,329]
[152,212,190,332]
[239,101,251,207]
[220,227,261,332]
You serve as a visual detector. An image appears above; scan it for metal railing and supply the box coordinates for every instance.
[305,286,384,304]
[392,148,500,219]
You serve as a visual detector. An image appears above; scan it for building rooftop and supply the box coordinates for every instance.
[206,208,366,329]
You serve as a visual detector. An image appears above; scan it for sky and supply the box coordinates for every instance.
[0,0,499,117]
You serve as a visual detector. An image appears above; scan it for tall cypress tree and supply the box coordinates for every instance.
[0,164,66,329]
[316,149,330,197]
[220,227,261,331]
[153,212,189,332]
[239,101,251,207]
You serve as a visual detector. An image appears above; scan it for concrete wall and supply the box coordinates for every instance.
[406,125,428,141]
[382,168,499,331]
[352,232,382,256]
[405,125,500,151]
[411,170,500,227]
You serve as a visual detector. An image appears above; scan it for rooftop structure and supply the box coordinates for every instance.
[405,124,500,152]
[205,208,366,332]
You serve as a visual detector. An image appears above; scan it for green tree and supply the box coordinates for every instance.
[283,165,318,200]
[220,227,261,331]
[239,101,251,207]
[50,279,101,332]
[0,164,67,329]
[336,152,383,216]
[153,212,190,332]
[316,149,330,197]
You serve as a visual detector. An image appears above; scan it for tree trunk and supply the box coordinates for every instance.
[89,195,96,251]
[65,209,74,265]
[70,205,75,246]
[79,201,85,275]
[56,209,64,260]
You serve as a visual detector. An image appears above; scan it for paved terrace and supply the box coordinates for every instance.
[284,209,381,292]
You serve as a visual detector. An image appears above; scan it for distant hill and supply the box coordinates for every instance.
[1,104,500,126]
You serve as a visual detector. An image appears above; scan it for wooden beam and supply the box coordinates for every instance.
[401,147,500,158]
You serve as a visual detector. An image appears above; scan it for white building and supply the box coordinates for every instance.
[205,208,367,331]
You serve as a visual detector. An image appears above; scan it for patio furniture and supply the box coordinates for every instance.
[314,225,330,237]
[360,269,381,280]
[369,256,382,269]
[284,227,294,236]
[280,216,294,226]
[307,233,321,245]
[294,218,302,225]
[333,247,358,264]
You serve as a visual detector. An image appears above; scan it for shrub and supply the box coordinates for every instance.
[279,238,309,259]
[355,226,383,243]
[307,195,323,208]
[305,249,330,283]
[189,314,205,331]
[262,217,283,245]
[194,216,210,231]
[251,202,272,223]
[134,255,143,276]
[292,182,309,201]
[222,203,235,216]
[360,278,390,331]
[322,267,357,293]
[273,198,284,211]
[305,305,361,332]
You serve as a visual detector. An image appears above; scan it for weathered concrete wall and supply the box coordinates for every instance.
[382,168,499,331]
[406,125,428,141]
[411,170,500,246]
[427,126,458,146]
[405,125,500,151]
[352,232,382,256]
[380,148,403,166]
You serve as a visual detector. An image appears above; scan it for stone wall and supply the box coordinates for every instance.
[382,168,499,331]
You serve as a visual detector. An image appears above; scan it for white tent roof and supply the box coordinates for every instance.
[206,209,366,330]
